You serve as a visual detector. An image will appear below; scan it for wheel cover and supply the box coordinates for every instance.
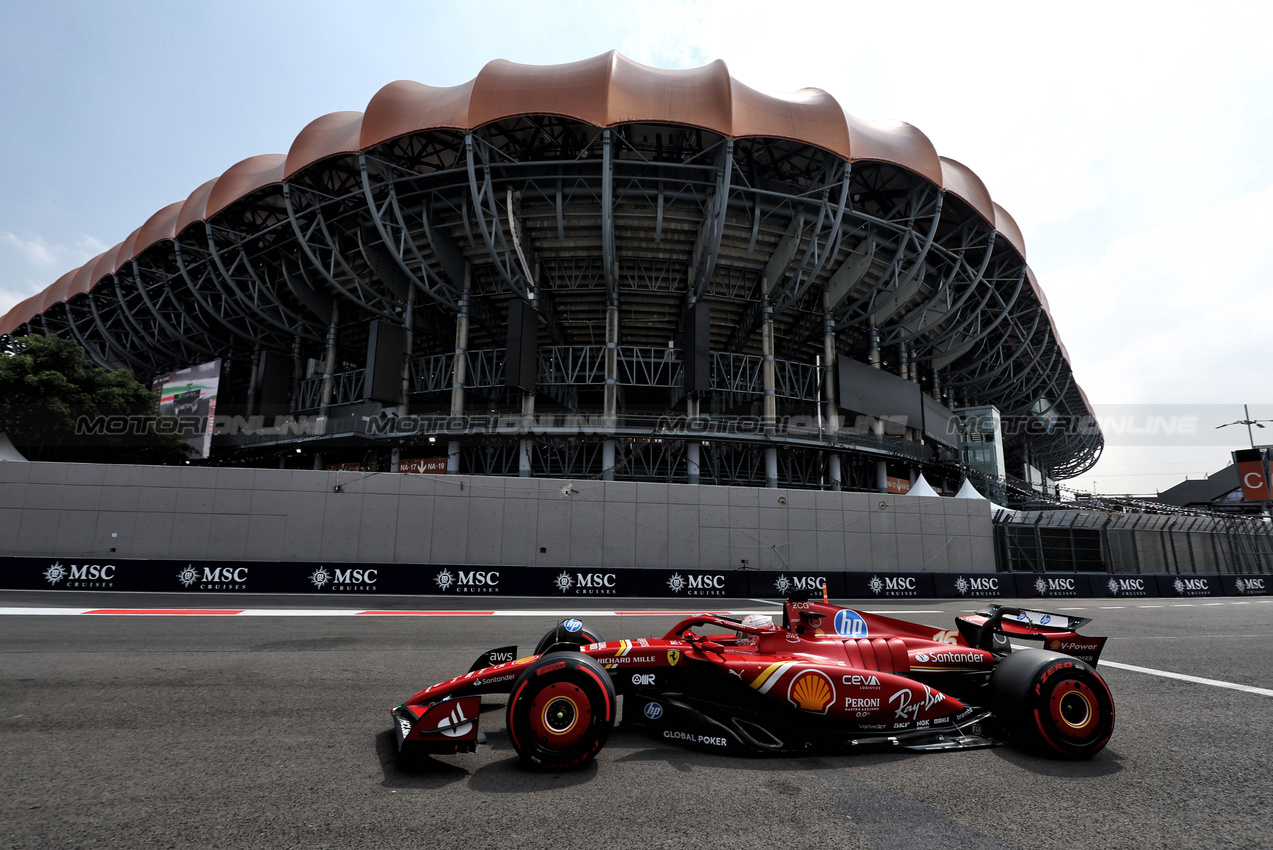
[1048,679,1102,740]
[528,682,590,748]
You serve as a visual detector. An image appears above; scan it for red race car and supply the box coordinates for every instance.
[391,594,1114,770]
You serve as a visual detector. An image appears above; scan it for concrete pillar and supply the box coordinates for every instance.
[603,301,619,480]
[869,318,888,493]
[319,302,339,415]
[519,392,534,477]
[448,265,471,475]
[399,287,415,416]
[317,303,340,438]
[290,335,302,411]
[686,396,701,485]
[246,346,261,418]
[822,293,841,491]
[761,276,777,488]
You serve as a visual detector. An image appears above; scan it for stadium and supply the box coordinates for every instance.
[0,52,1101,494]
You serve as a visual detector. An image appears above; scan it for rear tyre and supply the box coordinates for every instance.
[991,648,1115,758]
[506,651,616,770]
[533,618,603,655]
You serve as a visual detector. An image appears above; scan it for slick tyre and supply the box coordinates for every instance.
[991,648,1115,758]
[533,619,603,655]
[507,651,616,770]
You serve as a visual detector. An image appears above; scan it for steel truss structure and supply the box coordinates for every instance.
[0,53,1101,488]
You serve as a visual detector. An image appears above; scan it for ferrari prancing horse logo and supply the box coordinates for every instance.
[667,650,680,666]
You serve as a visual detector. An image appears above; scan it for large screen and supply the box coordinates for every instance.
[154,359,221,458]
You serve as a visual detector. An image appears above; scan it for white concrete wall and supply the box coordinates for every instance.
[0,461,995,572]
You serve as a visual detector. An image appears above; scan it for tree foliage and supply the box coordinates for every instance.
[0,334,193,464]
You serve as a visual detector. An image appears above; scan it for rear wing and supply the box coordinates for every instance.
[956,605,1106,666]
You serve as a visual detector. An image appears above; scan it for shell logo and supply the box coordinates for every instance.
[788,670,835,714]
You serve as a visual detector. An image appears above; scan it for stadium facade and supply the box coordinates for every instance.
[0,52,1101,494]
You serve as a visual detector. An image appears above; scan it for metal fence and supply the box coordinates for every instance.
[994,510,1273,574]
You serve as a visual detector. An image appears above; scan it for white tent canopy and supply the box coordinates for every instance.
[952,477,1017,515]
[0,433,28,462]
[905,473,941,497]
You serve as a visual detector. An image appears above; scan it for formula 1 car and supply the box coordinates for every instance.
[391,594,1115,770]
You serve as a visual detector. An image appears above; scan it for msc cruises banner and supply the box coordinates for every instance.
[1,557,1266,601]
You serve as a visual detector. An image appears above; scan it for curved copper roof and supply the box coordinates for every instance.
[1,51,1052,351]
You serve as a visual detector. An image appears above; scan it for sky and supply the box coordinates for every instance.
[2,0,1272,496]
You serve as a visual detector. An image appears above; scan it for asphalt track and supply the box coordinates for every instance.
[2,591,1271,850]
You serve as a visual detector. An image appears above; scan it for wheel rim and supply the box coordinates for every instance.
[1048,679,1102,740]
[528,682,590,749]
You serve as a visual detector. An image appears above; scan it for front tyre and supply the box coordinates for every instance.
[990,649,1115,758]
[506,651,616,770]
[532,618,603,655]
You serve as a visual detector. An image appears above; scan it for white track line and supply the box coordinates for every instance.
[1098,660,1273,698]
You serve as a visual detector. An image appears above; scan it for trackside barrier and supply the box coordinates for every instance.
[2,557,1269,601]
